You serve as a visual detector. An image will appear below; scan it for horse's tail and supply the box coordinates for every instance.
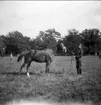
[17,53,25,62]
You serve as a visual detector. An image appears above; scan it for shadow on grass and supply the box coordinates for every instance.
[0,70,63,76]
[48,71,64,75]
[1,71,42,76]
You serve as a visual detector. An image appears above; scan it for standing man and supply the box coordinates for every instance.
[75,55,82,74]
[75,43,83,75]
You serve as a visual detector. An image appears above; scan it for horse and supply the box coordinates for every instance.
[17,48,54,77]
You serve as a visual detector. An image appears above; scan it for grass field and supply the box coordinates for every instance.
[0,56,101,105]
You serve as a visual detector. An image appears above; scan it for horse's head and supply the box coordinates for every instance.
[60,43,67,53]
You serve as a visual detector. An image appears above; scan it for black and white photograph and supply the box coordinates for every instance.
[0,1,101,105]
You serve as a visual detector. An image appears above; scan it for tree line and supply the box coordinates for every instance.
[0,28,101,56]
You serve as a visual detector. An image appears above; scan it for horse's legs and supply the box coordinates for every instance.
[77,67,82,75]
[20,62,26,73]
[79,68,82,74]
[26,60,32,77]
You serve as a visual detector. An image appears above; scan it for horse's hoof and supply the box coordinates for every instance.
[27,72,30,77]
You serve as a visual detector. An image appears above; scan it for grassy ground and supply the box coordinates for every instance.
[0,56,101,105]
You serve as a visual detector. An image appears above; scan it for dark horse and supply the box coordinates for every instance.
[17,49,54,77]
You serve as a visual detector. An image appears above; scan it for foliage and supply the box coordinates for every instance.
[0,35,6,50]
[62,29,81,55]
[35,29,61,54]
[0,28,101,56]
[4,31,31,55]
[81,28,101,55]
[59,28,101,55]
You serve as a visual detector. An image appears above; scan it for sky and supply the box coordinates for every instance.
[0,1,101,38]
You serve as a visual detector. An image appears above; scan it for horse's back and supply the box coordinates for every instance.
[31,49,54,62]
[43,49,54,61]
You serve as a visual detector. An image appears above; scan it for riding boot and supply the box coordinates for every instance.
[45,68,49,73]
[79,68,82,74]
[77,68,79,75]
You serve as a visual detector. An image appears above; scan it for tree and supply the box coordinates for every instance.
[35,29,61,53]
[81,28,101,55]
[0,35,6,49]
[0,35,6,55]
[29,38,36,49]
[63,29,82,55]
[5,31,31,55]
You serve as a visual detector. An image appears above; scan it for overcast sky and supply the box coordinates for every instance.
[0,1,101,38]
